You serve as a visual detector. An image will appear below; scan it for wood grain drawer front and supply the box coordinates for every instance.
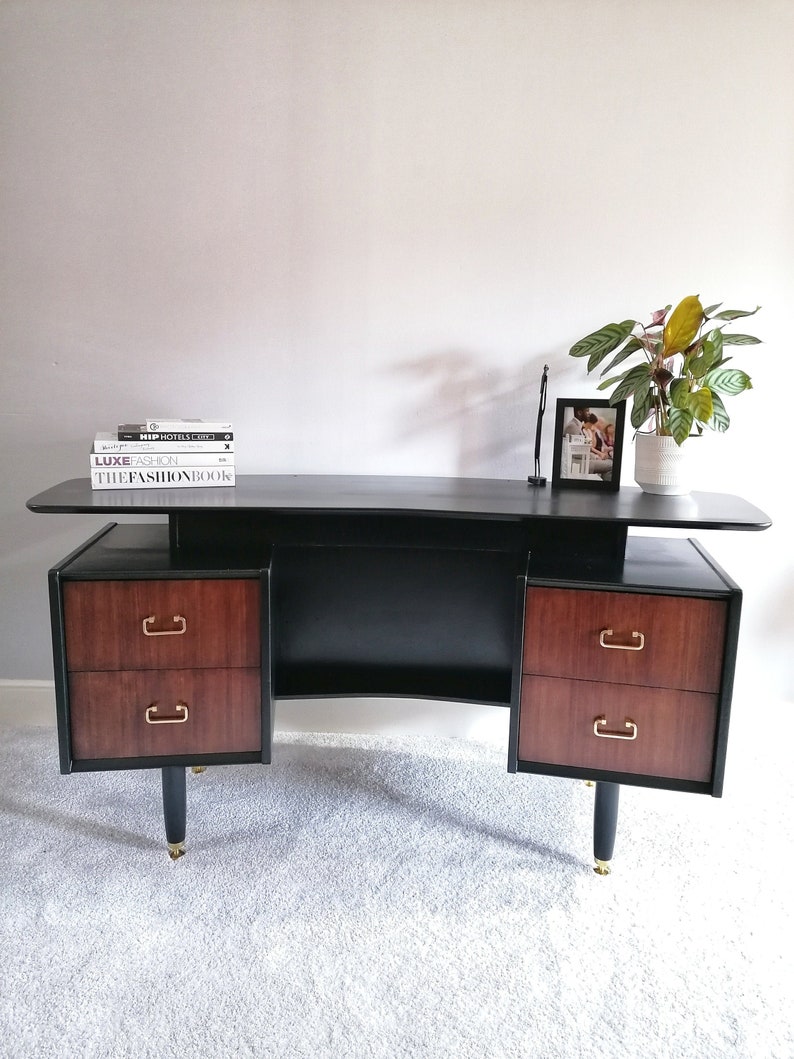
[519,675,717,783]
[68,668,261,760]
[523,587,727,693]
[63,579,260,672]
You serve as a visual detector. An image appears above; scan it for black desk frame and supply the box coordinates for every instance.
[28,475,771,871]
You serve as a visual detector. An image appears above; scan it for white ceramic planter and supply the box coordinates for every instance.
[633,432,690,495]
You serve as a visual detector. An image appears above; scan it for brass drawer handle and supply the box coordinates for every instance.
[145,702,189,725]
[593,716,637,741]
[599,628,645,651]
[142,614,187,637]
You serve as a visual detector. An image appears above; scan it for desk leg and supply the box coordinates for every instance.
[593,781,619,875]
[161,766,186,860]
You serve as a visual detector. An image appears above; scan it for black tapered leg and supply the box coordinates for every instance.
[161,766,187,860]
[593,781,619,875]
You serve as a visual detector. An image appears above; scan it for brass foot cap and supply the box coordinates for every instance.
[191,766,207,775]
[593,859,611,876]
[168,842,186,860]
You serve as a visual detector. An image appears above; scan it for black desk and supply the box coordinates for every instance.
[28,476,771,872]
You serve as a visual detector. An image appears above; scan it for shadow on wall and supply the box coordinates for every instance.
[387,349,553,478]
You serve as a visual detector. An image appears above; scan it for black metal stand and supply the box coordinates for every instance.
[593,781,620,875]
[527,364,549,487]
[161,766,187,860]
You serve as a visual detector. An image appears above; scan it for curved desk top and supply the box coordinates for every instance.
[27,475,771,532]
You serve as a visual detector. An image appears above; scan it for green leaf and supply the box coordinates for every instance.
[708,355,732,370]
[667,406,694,445]
[709,306,761,321]
[569,320,636,367]
[706,392,730,432]
[702,302,723,317]
[598,336,645,376]
[630,387,654,429]
[597,373,627,390]
[688,329,723,378]
[703,367,752,395]
[669,378,691,409]
[609,363,653,404]
[721,333,761,345]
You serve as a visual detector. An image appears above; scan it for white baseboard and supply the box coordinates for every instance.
[0,680,510,746]
[274,697,510,746]
[0,680,57,726]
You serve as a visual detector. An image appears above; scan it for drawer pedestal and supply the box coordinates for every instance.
[510,540,742,872]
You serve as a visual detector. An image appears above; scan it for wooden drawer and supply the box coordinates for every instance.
[523,587,727,693]
[63,579,260,672]
[518,675,717,783]
[68,668,262,760]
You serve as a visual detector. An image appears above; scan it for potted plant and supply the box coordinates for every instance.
[568,295,761,493]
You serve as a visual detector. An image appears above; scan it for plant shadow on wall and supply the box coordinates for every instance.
[387,350,551,477]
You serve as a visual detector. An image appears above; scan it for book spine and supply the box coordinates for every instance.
[90,452,235,468]
[117,430,234,442]
[143,419,234,432]
[93,436,235,452]
[90,467,236,490]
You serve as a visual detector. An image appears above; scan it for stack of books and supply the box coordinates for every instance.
[89,419,235,490]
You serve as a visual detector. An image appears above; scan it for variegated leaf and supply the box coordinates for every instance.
[709,306,760,321]
[609,363,652,404]
[706,392,730,432]
[597,373,627,390]
[630,387,654,429]
[721,333,761,345]
[688,329,722,378]
[703,367,752,395]
[598,336,644,377]
[666,407,694,446]
[569,320,636,363]
[669,378,691,409]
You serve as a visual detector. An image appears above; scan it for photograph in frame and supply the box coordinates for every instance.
[550,399,626,491]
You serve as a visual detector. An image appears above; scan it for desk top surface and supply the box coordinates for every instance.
[27,475,772,531]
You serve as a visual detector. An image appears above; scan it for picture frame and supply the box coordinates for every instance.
[550,399,626,491]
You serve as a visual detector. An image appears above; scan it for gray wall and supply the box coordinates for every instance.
[2,1,792,703]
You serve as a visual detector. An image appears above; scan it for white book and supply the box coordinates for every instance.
[93,432,234,453]
[144,418,234,432]
[90,467,236,490]
[90,451,235,468]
